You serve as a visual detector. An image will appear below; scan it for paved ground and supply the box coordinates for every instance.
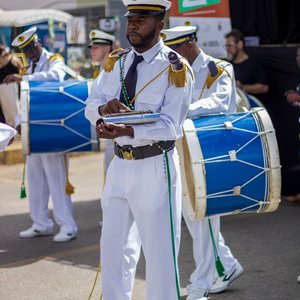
[1,153,300,299]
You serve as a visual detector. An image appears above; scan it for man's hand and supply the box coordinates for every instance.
[96,122,134,139]
[236,80,243,89]
[3,74,22,84]
[99,98,130,115]
[284,89,300,104]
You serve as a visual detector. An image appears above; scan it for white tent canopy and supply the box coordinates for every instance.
[0,8,73,27]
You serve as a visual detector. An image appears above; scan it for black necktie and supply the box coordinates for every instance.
[31,62,37,74]
[120,53,143,108]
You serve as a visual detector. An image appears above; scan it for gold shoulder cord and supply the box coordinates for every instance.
[13,53,28,75]
[129,66,169,106]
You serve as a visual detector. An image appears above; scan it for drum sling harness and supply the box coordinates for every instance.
[20,157,27,199]
[208,218,225,277]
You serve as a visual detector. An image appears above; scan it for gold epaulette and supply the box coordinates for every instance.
[205,65,223,89]
[103,48,131,73]
[49,53,64,62]
[168,57,193,88]
[92,65,100,79]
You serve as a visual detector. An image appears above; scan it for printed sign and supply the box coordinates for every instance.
[170,0,231,58]
[179,0,221,13]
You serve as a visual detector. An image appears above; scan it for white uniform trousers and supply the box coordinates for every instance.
[101,149,182,300]
[104,139,114,172]
[183,211,220,292]
[183,212,238,292]
[218,232,238,273]
[27,153,77,234]
[0,82,19,127]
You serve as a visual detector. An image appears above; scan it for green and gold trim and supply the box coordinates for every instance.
[164,37,191,46]
[91,38,112,44]
[18,33,37,49]
[128,5,165,12]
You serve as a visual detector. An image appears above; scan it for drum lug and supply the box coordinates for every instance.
[224,121,233,129]
[233,186,241,196]
[229,150,237,161]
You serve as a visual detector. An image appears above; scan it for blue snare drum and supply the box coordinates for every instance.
[178,107,281,221]
[20,80,98,154]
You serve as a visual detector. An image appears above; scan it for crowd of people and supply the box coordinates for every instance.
[1,0,299,299]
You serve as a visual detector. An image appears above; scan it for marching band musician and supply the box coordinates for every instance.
[88,29,116,80]
[225,28,269,99]
[85,1,194,299]
[162,26,243,300]
[88,29,116,172]
[4,27,78,243]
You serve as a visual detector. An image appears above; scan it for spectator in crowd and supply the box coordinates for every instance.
[283,46,300,203]
[284,46,300,109]
[4,27,78,243]
[0,44,23,128]
[225,28,269,100]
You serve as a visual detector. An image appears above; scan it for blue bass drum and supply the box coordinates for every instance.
[20,80,99,154]
[178,107,281,221]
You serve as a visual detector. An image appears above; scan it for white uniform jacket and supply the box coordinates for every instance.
[22,48,65,82]
[188,50,237,118]
[85,39,194,146]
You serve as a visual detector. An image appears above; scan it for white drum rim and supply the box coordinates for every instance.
[86,80,99,152]
[236,87,250,112]
[181,119,207,221]
[251,107,281,212]
[20,81,30,155]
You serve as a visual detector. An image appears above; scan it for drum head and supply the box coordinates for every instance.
[177,119,207,221]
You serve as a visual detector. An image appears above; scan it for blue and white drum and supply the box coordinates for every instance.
[20,80,98,155]
[178,107,281,221]
[236,87,265,112]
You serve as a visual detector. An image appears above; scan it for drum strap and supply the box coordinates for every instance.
[208,218,225,277]
[165,151,181,300]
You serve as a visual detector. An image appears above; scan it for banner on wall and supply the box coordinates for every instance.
[170,0,231,58]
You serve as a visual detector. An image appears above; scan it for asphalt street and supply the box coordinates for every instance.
[1,152,300,299]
